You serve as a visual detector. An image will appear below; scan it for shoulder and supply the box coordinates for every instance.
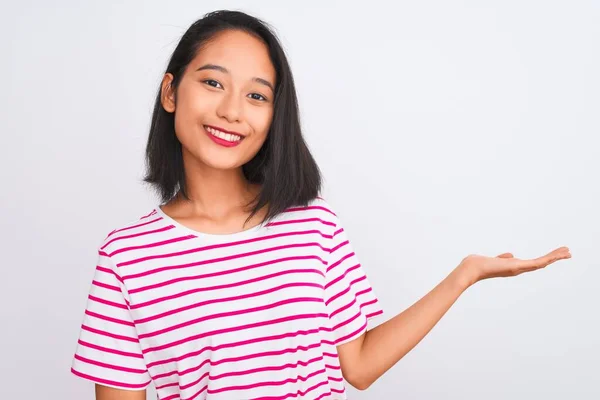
[273,197,342,230]
[97,207,167,256]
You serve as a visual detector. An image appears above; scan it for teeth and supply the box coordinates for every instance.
[206,127,242,142]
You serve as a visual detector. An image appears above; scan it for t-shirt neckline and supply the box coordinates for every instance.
[154,205,266,241]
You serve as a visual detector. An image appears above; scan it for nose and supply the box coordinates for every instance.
[216,92,242,123]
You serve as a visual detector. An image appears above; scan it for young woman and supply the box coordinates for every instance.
[70,10,571,400]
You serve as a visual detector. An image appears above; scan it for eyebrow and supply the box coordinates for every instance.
[196,63,275,93]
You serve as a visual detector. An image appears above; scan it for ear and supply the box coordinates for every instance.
[160,73,176,113]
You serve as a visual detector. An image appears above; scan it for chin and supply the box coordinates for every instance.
[202,156,247,171]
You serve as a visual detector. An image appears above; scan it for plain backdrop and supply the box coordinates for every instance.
[1,1,598,399]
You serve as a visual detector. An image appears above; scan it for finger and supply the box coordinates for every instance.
[496,252,514,259]
[518,247,571,270]
[541,247,572,263]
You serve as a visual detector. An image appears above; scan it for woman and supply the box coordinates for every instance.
[71,10,571,400]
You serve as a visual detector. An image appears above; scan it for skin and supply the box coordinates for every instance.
[336,247,571,390]
[159,28,276,234]
[95,29,572,398]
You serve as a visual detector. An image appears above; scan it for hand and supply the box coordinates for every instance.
[459,246,572,285]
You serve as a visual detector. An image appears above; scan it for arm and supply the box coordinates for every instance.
[337,247,571,390]
[338,263,472,390]
[95,385,146,400]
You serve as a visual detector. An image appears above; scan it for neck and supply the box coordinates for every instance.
[174,151,259,219]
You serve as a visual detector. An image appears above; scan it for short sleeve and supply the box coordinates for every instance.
[71,249,151,390]
[324,216,384,346]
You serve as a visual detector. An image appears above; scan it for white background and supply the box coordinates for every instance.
[1,0,598,399]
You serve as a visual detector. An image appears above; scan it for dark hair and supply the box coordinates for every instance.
[143,10,322,225]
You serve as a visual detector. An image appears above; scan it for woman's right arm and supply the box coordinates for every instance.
[95,385,146,400]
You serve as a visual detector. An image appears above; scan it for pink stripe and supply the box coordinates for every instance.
[334,317,368,345]
[74,354,147,374]
[129,254,325,293]
[366,309,384,319]
[85,310,135,327]
[88,294,128,310]
[131,269,322,309]
[92,280,120,292]
[331,304,385,345]
[250,378,330,400]
[124,243,327,283]
[326,242,350,266]
[332,310,362,333]
[135,282,323,324]
[71,367,150,389]
[81,324,139,343]
[155,380,180,390]
[152,340,338,380]
[143,313,329,354]
[139,297,324,339]
[267,217,335,228]
[331,297,380,323]
[153,344,341,390]
[175,356,327,392]
[362,299,381,311]
[118,229,332,268]
[105,216,162,239]
[109,234,196,257]
[178,371,208,391]
[329,238,348,253]
[326,250,352,273]
[96,265,123,283]
[329,295,358,320]
[101,225,176,250]
[325,275,367,306]
[182,384,208,400]
[329,288,377,318]
[148,327,332,370]
[142,210,158,219]
[207,368,326,394]
[78,339,144,359]
[210,356,324,382]
[314,391,334,400]
[284,205,336,216]
[131,268,324,309]
[325,263,360,290]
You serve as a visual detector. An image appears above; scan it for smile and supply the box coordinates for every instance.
[204,125,245,148]
[204,126,244,142]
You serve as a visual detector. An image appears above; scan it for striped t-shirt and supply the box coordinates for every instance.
[71,197,383,399]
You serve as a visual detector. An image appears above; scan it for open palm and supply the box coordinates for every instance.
[463,246,572,282]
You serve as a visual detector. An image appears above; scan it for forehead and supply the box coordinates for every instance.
[191,30,276,83]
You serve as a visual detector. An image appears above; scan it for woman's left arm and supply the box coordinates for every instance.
[337,247,571,390]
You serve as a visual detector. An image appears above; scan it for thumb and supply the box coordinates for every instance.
[496,252,514,258]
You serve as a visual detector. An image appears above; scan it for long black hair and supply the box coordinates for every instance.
[143,10,322,225]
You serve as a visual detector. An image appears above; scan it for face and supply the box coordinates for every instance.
[161,29,276,171]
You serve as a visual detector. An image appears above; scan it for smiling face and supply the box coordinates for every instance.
[161,29,276,171]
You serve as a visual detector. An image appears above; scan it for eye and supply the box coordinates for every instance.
[202,79,223,89]
[248,93,267,102]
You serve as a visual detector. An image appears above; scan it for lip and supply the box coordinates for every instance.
[204,125,245,138]
[204,125,244,148]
